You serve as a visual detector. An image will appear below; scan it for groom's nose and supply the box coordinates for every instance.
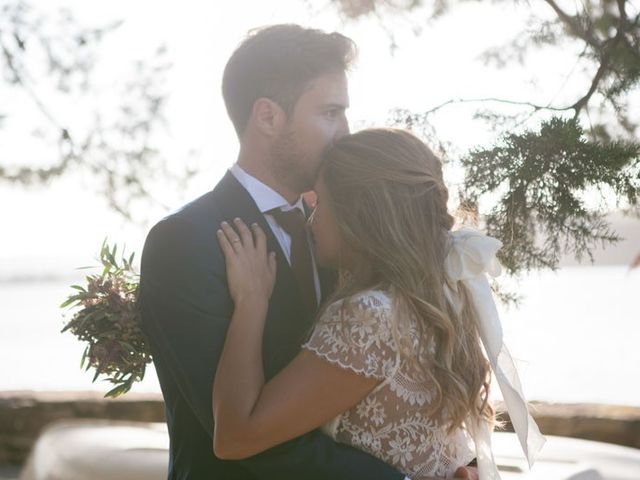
[335,114,350,139]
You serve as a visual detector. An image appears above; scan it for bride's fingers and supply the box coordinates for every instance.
[216,228,235,259]
[268,251,276,276]
[233,218,253,248]
[220,221,242,253]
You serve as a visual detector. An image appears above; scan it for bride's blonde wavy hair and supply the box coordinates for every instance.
[320,128,494,432]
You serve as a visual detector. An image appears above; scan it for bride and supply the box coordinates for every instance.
[213,128,544,479]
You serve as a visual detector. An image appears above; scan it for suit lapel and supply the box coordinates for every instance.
[217,172,329,307]
[213,172,337,374]
[214,172,288,264]
[216,172,307,297]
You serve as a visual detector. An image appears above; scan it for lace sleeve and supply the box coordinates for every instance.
[301,290,399,380]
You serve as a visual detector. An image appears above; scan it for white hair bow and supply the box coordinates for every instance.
[444,228,546,480]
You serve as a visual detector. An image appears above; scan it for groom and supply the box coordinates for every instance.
[140,24,475,480]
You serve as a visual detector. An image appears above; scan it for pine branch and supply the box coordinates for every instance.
[462,117,640,274]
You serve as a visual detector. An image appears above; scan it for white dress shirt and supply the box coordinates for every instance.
[229,164,321,304]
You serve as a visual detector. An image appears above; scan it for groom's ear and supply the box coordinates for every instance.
[251,98,286,137]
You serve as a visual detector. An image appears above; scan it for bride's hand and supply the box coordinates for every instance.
[217,218,276,306]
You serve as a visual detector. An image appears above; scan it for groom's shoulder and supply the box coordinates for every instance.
[143,195,221,256]
[143,171,243,256]
[172,190,220,224]
[143,171,247,257]
[163,171,241,224]
[149,173,236,237]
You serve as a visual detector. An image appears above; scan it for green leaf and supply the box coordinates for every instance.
[80,345,88,369]
[60,297,79,308]
[120,341,136,353]
[105,383,130,398]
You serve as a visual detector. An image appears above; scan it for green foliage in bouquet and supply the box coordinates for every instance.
[61,240,150,397]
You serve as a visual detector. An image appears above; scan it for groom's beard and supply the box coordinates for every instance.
[272,131,319,195]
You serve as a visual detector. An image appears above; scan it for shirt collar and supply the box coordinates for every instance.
[229,163,305,215]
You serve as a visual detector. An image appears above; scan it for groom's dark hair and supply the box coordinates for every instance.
[222,24,356,137]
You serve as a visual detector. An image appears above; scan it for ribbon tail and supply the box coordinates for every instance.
[494,347,546,468]
[470,418,501,480]
[464,275,546,471]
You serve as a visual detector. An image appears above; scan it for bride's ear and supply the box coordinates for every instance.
[251,98,286,138]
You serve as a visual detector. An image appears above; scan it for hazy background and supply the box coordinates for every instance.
[1,0,638,406]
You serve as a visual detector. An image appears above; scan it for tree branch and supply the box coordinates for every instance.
[0,36,70,137]
[543,0,600,48]
[617,0,627,20]
[570,56,610,115]
[423,96,573,116]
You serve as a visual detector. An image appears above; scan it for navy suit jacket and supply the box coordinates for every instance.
[139,171,405,480]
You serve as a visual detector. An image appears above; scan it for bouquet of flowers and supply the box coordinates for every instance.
[61,241,150,397]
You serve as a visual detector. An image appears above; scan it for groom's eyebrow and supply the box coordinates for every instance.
[320,102,348,110]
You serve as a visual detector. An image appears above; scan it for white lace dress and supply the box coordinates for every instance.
[301,289,477,479]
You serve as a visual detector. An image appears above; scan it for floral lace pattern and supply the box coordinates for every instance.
[301,289,476,478]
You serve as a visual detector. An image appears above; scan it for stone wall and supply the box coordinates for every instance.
[1,391,639,466]
[523,402,640,450]
[0,391,165,465]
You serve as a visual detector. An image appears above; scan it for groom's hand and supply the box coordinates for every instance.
[453,466,479,479]
[417,466,479,480]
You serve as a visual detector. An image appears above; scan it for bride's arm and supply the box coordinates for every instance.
[213,323,380,459]
[213,218,379,459]
[213,219,477,480]
[213,295,475,480]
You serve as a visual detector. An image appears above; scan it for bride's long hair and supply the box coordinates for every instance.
[320,128,494,431]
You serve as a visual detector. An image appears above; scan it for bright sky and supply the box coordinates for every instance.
[0,0,616,275]
[2,0,639,405]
